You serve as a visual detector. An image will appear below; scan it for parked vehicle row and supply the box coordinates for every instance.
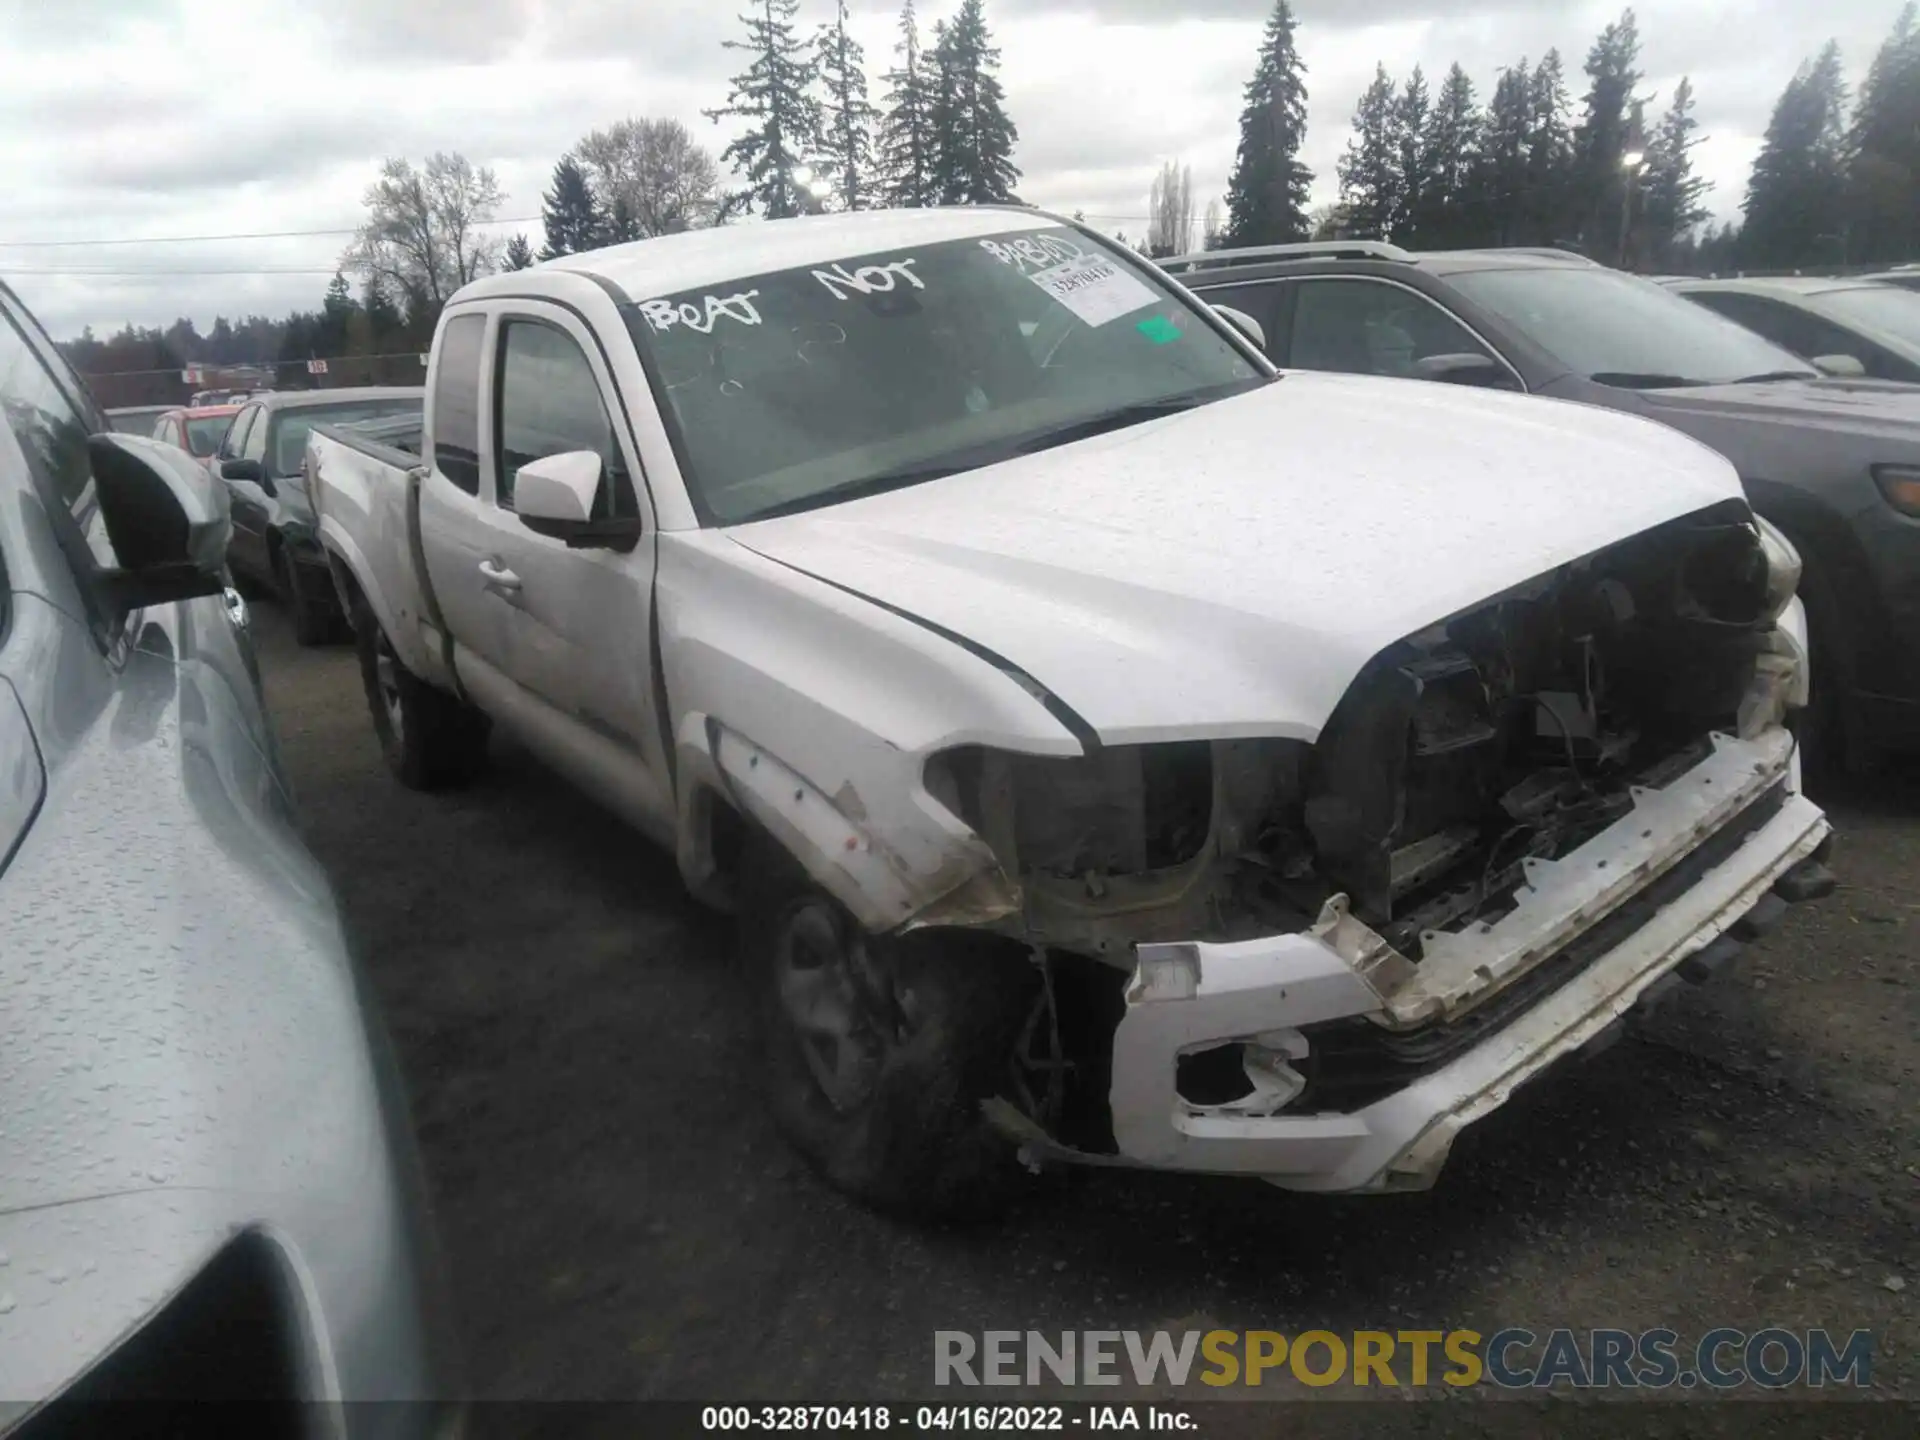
[1168,241,1920,776]
[307,208,1834,1217]
[200,387,424,643]
[144,402,243,465]
[0,283,452,1428]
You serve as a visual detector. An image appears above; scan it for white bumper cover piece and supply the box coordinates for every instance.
[1108,730,1829,1192]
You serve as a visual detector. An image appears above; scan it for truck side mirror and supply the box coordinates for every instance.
[88,433,233,619]
[514,450,642,552]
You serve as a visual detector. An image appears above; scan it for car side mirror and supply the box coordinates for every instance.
[1208,304,1267,353]
[1414,353,1518,389]
[88,434,232,619]
[1811,353,1866,378]
[514,450,641,552]
[221,457,264,483]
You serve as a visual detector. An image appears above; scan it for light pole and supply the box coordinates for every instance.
[1618,148,1648,269]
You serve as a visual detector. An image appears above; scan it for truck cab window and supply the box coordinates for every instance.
[494,319,632,517]
[432,314,487,495]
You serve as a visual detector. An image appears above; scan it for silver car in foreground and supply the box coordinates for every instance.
[0,284,456,1432]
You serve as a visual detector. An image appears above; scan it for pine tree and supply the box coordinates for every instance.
[1572,9,1644,248]
[815,0,880,210]
[540,156,603,259]
[1639,78,1711,269]
[1414,64,1484,248]
[878,1,937,207]
[1849,2,1920,262]
[1477,61,1535,245]
[502,234,536,271]
[317,271,357,355]
[1525,51,1576,245]
[1393,67,1432,244]
[607,195,643,244]
[1743,42,1849,268]
[1221,0,1314,246]
[1337,65,1403,240]
[705,0,823,219]
[927,0,1021,204]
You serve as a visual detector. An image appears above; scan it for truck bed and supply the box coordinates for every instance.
[306,422,446,687]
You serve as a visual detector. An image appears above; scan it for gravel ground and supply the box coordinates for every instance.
[251,605,1917,1410]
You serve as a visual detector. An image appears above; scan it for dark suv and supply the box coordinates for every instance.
[1172,241,1920,772]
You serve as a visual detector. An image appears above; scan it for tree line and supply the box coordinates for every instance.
[63,0,1920,398]
[1190,1,1920,276]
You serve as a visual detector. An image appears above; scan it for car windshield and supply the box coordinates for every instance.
[1817,285,1920,349]
[622,224,1265,524]
[269,399,421,476]
[184,414,234,455]
[1449,266,1818,387]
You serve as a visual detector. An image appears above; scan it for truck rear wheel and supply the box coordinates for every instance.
[351,597,490,790]
[740,836,1041,1220]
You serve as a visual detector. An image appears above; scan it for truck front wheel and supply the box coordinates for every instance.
[351,597,490,790]
[740,837,1041,1220]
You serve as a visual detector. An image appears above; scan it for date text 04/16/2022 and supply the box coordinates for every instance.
[700,1406,1194,1432]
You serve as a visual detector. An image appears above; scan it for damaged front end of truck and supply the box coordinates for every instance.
[910,500,1835,1193]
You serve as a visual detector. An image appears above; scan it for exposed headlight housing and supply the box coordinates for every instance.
[1872,463,1920,518]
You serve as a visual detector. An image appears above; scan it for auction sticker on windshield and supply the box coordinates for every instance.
[1027,253,1157,327]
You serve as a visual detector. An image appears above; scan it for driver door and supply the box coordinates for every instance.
[479,307,666,820]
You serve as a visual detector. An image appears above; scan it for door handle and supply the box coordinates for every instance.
[478,558,521,592]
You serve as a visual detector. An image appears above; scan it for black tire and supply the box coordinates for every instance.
[276,545,338,648]
[1793,552,1867,788]
[740,837,1041,1220]
[350,593,491,790]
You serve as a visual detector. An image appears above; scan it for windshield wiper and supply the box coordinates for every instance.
[1729,369,1819,384]
[1589,371,1701,389]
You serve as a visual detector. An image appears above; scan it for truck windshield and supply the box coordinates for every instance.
[622,225,1265,524]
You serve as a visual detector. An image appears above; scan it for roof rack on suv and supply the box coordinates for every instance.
[1160,240,1413,274]
[1485,246,1600,266]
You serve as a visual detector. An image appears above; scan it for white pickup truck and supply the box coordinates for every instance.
[309,206,1835,1218]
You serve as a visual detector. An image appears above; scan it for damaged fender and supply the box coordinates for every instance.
[678,713,1019,932]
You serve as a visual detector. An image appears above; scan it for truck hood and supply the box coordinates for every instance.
[728,373,1746,746]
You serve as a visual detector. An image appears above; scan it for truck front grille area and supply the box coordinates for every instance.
[17,1230,311,1440]
[1292,778,1792,1115]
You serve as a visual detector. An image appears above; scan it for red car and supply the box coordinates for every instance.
[149,403,243,467]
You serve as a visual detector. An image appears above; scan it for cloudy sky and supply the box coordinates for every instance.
[0,0,1901,341]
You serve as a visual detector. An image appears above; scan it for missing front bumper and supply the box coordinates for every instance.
[1100,729,1830,1192]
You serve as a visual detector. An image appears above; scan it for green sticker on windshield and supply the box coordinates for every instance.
[1136,313,1181,344]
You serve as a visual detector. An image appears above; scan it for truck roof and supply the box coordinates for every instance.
[457,206,1062,308]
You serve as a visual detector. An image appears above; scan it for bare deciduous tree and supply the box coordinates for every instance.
[574,118,723,237]
[341,153,503,323]
[1202,197,1224,250]
[1147,159,1195,258]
